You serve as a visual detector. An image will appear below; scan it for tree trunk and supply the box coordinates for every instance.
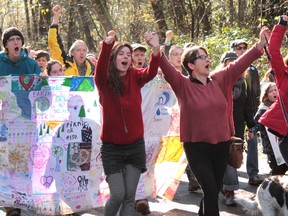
[187,0,195,41]
[30,0,38,41]
[38,0,51,46]
[229,0,234,26]
[201,0,211,35]
[150,0,168,42]
[169,0,187,35]
[78,1,97,53]
[130,0,141,43]
[238,0,246,28]
[91,0,113,35]
[24,0,31,40]
[67,1,76,49]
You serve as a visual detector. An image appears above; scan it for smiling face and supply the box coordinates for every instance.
[5,36,23,62]
[115,46,132,76]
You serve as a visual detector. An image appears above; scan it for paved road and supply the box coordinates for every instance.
[0,151,270,216]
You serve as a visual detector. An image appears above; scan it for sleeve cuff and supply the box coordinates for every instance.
[50,24,59,28]
[279,17,288,26]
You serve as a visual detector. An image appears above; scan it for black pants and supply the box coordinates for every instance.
[184,141,230,216]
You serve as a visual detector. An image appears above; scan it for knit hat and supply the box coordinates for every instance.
[221,51,238,63]
[230,39,247,49]
[2,27,24,47]
[131,43,146,52]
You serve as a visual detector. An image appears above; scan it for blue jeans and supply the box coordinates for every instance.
[246,131,259,178]
[222,165,239,191]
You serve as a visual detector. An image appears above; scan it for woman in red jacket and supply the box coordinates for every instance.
[94,30,160,216]
[259,16,288,165]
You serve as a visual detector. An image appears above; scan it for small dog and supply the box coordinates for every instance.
[235,175,288,216]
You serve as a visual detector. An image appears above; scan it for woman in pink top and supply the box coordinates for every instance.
[145,28,269,216]
[94,30,160,216]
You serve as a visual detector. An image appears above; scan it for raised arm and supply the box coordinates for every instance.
[133,31,160,85]
[269,15,288,82]
[48,5,66,65]
[144,31,160,57]
[213,27,269,88]
[94,30,115,90]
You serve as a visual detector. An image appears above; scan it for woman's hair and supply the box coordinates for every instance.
[181,46,208,76]
[45,60,63,75]
[34,50,50,61]
[260,82,276,104]
[261,68,275,83]
[68,40,88,55]
[108,41,133,95]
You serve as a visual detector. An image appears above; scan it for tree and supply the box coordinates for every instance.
[150,0,168,40]
[77,0,97,53]
[92,0,113,34]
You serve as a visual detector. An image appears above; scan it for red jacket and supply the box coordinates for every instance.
[259,24,288,136]
[94,40,159,144]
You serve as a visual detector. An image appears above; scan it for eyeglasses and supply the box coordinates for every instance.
[235,46,247,51]
[196,55,211,61]
[170,53,183,56]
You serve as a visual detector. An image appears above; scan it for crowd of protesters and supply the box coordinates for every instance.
[1,4,288,216]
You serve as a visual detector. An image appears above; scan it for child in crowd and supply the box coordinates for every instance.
[255,82,288,175]
[45,60,65,76]
[34,50,50,72]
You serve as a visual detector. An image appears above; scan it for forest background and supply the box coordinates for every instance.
[0,0,287,76]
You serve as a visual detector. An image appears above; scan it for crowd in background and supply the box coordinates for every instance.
[1,4,288,216]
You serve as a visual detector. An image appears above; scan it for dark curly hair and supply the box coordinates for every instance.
[108,41,133,95]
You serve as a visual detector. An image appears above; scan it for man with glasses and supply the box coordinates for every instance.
[0,27,41,75]
[231,39,263,186]
[168,45,189,76]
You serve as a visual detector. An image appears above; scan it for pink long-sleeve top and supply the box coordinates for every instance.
[94,41,160,144]
[159,44,262,144]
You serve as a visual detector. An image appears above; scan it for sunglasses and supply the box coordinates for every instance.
[235,46,247,51]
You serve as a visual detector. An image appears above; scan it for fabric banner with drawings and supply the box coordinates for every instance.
[0,75,183,215]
